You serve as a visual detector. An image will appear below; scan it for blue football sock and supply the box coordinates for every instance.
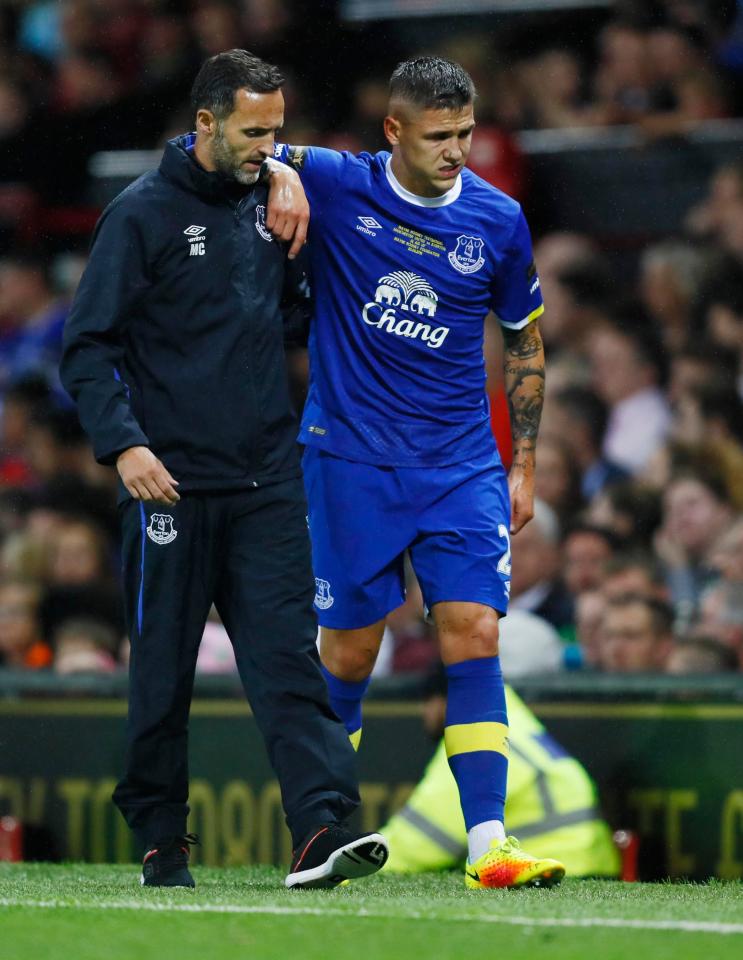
[321,664,371,750]
[444,657,509,832]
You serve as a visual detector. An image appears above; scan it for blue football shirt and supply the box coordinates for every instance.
[274,145,544,467]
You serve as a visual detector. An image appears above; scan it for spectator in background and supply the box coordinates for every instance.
[532,232,599,321]
[695,517,743,666]
[541,385,629,500]
[587,480,662,549]
[47,517,112,587]
[696,581,743,669]
[685,161,743,249]
[53,616,118,674]
[494,609,564,678]
[329,78,388,153]
[0,77,43,237]
[0,255,68,391]
[638,241,707,353]
[666,635,738,674]
[574,588,606,670]
[43,514,122,640]
[602,551,669,602]
[0,525,48,583]
[534,435,584,530]
[669,382,743,507]
[17,0,65,62]
[24,406,106,487]
[519,48,596,130]
[655,467,734,622]
[706,515,743,591]
[190,2,243,60]
[588,315,671,474]
[536,254,614,366]
[592,21,654,125]
[29,474,118,544]
[509,499,574,636]
[700,256,743,397]
[137,9,194,93]
[597,593,675,673]
[0,578,51,669]
[562,524,621,598]
[666,341,738,406]
[638,23,729,140]
[0,374,51,487]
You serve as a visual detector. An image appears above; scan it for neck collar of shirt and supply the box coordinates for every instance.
[160,133,258,202]
[385,157,461,208]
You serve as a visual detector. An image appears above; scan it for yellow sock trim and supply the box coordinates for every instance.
[444,721,509,759]
[349,728,362,751]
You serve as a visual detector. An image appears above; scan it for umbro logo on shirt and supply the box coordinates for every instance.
[184,225,206,257]
[357,215,382,236]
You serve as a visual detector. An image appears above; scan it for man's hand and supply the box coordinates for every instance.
[117,446,180,505]
[263,159,309,259]
[508,457,536,535]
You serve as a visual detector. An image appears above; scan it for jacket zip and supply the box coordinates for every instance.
[235,195,262,488]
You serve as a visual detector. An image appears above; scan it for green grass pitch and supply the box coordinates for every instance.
[1,864,742,960]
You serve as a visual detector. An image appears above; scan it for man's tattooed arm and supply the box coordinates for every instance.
[502,320,545,477]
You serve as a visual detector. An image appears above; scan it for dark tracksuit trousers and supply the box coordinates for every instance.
[111,477,360,850]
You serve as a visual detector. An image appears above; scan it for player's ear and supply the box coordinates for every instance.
[196,108,217,138]
[384,115,401,146]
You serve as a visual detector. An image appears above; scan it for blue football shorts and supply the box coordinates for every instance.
[302,446,512,629]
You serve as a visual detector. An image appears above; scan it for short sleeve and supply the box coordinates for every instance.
[490,209,544,331]
[273,144,348,213]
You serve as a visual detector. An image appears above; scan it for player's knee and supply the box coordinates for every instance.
[440,610,500,664]
[321,640,376,682]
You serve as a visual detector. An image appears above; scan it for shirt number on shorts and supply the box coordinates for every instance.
[497,523,512,577]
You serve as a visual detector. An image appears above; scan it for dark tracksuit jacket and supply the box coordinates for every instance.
[60,134,359,848]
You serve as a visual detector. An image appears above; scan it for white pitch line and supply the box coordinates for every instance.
[1,898,743,935]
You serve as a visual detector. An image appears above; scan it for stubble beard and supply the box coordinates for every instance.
[212,122,259,186]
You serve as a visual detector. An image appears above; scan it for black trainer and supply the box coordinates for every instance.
[285,824,389,890]
[140,833,199,888]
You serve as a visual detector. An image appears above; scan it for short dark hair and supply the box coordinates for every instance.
[668,464,731,506]
[604,550,665,586]
[690,381,743,445]
[553,385,608,449]
[389,57,475,111]
[556,261,614,313]
[608,303,667,382]
[190,49,284,120]
[563,522,623,554]
[5,374,52,412]
[606,593,675,637]
[703,256,743,316]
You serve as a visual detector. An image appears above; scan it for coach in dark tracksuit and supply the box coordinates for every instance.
[60,50,387,890]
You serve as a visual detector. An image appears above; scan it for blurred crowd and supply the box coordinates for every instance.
[1,1,743,230]
[1,0,743,678]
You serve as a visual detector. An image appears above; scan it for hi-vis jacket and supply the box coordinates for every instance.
[61,134,309,493]
[382,686,620,877]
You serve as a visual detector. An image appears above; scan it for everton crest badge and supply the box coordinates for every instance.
[448,235,485,275]
[255,204,273,242]
[147,513,177,545]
